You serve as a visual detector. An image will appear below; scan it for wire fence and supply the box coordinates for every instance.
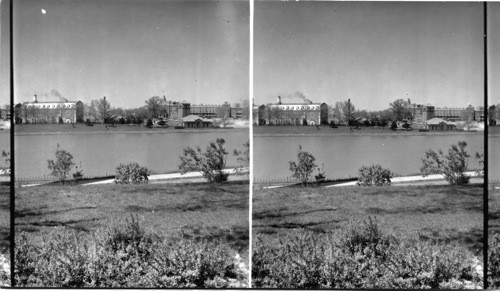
[15,173,114,182]
[253,176,356,185]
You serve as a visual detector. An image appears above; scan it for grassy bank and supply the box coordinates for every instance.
[253,185,482,254]
[0,186,9,253]
[14,124,248,135]
[253,184,483,288]
[15,181,249,287]
[254,125,483,136]
[489,186,500,288]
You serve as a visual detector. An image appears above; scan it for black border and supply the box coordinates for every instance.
[484,1,489,289]
[9,0,14,287]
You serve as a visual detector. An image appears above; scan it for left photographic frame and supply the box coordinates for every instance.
[11,0,250,287]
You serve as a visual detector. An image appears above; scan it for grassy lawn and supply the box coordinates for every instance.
[16,181,249,257]
[489,186,500,233]
[253,184,483,255]
[0,186,9,253]
[254,124,483,136]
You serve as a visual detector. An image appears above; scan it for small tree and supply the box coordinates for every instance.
[47,144,75,185]
[420,141,479,185]
[1,151,10,175]
[233,141,249,175]
[289,145,317,186]
[179,138,229,182]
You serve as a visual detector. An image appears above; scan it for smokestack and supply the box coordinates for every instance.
[277,96,282,105]
[33,94,38,103]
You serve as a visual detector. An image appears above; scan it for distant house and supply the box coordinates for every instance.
[425,117,456,131]
[182,115,212,128]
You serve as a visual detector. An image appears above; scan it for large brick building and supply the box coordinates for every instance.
[15,95,84,124]
[254,96,328,126]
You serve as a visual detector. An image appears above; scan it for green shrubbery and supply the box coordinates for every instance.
[15,215,247,288]
[421,141,482,185]
[357,165,393,186]
[488,233,500,288]
[252,219,482,288]
[115,163,150,184]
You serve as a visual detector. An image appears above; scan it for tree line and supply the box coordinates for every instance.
[83,96,250,124]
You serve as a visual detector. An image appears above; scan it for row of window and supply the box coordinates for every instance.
[271,106,320,111]
[27,104,75,109]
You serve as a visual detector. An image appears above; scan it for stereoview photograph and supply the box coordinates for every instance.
[12,0,249,287]
[252,1,484,288]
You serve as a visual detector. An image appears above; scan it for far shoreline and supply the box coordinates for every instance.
[14,124,248,136]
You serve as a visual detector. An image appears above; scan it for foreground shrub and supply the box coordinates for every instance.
[47,144,75,185]
[252,219,482,288]
[178,138,229,183]
[289,145,317,187]
[15,215,247,288]
[357,165,393,186]
[0,253,10,286]
[488,233,500,288]
[115,162,150,184]
[420,141,482,185]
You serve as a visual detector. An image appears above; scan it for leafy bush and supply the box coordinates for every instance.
[178,138,229,183]
[115,163,150,184]
[0,253,10,286]
[289,145,317,186]
[252,218,482,288]
[15,215,247,288]
[47,144,75,185]
[421,141,481,185]
[314,164,326,184]
[489,233,500,288]
[357,164,393,186]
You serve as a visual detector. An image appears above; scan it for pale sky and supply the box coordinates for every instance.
[489,2,500,106]
[6,0,249,108]
[254,2,484,110]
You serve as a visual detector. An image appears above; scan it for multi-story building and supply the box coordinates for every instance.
[14,95,84,124]
[164,101,191,121]
[474,106,485,122]
[411,103,435,123]
[434,107,464,122]
[256,96,328,125]
[190,104,220,119]
[0,105,10,120]
[230,107,243,119]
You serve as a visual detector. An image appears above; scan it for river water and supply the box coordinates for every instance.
[15,130,248,179]
[254,133,484,181]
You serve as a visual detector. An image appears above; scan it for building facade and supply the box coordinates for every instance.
[434,107,464,122]
[411,104,435,123]
[15,95,84,124]
[255,96,328,125]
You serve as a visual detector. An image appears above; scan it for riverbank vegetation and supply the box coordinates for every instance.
[252,184,483,288]
[15,181,249,287]
[0,186,9,286]
[488,186,500,288]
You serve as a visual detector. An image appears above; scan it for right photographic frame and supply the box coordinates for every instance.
[488,2,500,289]
[252,1,485,289]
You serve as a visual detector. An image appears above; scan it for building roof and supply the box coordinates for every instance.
[426,117,455,125]
[182,115,212,123]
